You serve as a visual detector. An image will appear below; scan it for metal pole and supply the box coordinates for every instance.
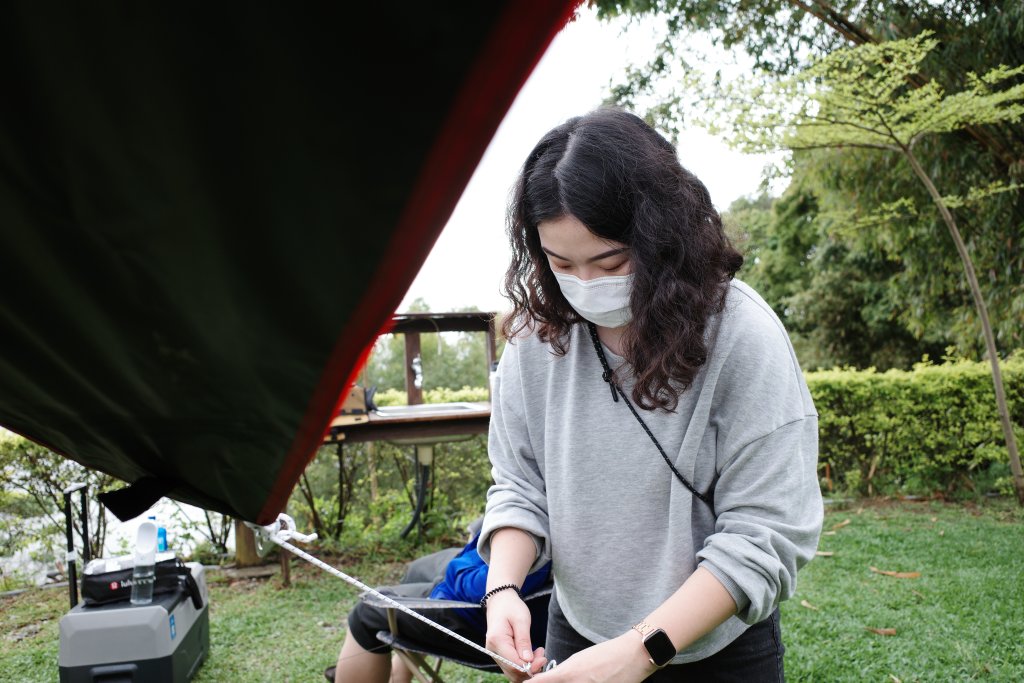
[79,487,91,564]
[63,483,86,610]
[63,490,75,610]
[400,446,433,540]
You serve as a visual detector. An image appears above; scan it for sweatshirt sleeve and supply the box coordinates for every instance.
[476,339,552,572]
[696,415,823,624]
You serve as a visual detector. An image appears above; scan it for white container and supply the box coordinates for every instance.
[129,521,157,605]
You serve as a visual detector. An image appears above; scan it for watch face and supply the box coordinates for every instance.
[644,628,676,667]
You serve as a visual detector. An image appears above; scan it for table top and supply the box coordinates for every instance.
[326,401,491,444]
[364,401,489,423]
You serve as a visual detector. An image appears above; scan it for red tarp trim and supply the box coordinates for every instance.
[256,0,581,524]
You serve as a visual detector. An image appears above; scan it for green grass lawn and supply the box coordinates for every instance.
[2,499,1022,682]
[781,498,1024,682]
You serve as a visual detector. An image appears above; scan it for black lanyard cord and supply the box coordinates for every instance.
[585,322,715,509]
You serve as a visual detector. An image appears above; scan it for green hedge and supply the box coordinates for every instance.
[807,354,1023,498]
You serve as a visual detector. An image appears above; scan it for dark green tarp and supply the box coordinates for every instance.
[0,1,577,524]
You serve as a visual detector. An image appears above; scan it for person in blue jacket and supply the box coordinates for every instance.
[328,518,551,683]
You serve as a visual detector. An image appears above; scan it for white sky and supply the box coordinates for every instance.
[399,5,778,315]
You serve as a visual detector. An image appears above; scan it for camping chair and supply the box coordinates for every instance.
[325,583,553,683]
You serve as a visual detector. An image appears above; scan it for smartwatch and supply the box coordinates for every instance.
[632,620,676,668]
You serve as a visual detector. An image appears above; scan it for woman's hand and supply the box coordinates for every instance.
[484,590,547,682]
[530,632,657,683]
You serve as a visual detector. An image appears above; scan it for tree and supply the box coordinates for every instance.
[596,0,1024,355]
[0,435,121,564]
[596,0,1024,169]
[689,32,1024,502]
[725,185,950,370]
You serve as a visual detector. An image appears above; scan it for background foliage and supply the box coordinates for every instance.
[0,435,234,589]
[810,352,1024,498]
[358,298,505,393]
[0,437,118,589]
[286,386,492,555]
[596,0,1024,370]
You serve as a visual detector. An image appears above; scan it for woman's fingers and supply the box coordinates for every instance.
[513,622,534,665]
[485,593,537,681]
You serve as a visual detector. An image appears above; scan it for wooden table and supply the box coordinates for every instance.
[325,402,491,537]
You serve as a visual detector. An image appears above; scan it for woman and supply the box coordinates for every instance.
[476,107,823,682]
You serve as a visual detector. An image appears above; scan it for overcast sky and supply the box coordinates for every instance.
[398,6,778,315]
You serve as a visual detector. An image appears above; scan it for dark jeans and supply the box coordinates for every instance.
[545,592,785,682]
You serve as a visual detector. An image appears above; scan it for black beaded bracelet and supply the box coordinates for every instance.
[479,583,521,609]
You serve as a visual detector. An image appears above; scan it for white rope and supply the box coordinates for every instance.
[249,516,532,675]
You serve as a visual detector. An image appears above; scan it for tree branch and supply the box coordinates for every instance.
[797,112,891,139]
[782,0,1017,168]
[787,141,899,152]
[784,0,876,46]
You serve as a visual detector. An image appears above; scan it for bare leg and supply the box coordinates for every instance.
[334,630,390,683]
[390,653,414,683]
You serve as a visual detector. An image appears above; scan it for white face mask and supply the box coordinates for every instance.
[553,272,634,328]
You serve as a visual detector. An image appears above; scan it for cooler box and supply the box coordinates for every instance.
[58,560,209,683]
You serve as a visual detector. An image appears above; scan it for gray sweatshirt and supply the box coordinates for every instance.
[478,279,823,663]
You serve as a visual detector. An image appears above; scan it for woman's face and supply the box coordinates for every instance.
[537,214,630,282]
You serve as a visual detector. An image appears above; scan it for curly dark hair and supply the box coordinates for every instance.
[502,106,744,411]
